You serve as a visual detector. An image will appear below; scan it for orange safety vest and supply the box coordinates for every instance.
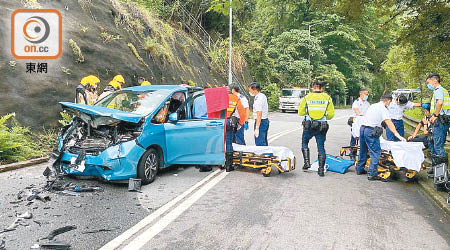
[226,94,246,125]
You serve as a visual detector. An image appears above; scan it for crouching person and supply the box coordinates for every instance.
[298,79,335,177]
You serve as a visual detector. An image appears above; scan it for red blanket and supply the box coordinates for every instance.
[204,87,228,118]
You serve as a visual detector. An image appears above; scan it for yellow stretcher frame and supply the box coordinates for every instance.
[232,151,296,177]
[340,146,424,181]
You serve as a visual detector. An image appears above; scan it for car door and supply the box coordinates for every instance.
[163,92,225,165]
[163,119,224,165]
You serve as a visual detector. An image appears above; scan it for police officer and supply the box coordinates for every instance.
[356,94,407,181]
[349,89,370,160]
[298,79,335,177]
[231,85,250,145]
[225,87,246,172]
[248,83,269,146]
[426,74,450,175]
[386,94,420,141]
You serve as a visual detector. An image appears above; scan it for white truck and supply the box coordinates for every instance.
[392,88,421,101]
[279,88,309,113]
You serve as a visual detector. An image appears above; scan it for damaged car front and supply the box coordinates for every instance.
[52,88,172,183]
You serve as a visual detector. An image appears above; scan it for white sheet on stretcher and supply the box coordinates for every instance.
[379,138,425,172]
[232,144,295,171]
[351,117,425,172]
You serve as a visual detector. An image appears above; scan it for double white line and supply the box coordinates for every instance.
[100,125,321,250]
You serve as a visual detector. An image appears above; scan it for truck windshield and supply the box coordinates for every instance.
[96,89,171,115]
[282,90,303,97]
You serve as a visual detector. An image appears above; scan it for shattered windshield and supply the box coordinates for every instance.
[95,90,171,115]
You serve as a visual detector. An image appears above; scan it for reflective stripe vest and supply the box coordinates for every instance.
[431,86,450,114]
[226,94,246,125]
[298,92,335,120]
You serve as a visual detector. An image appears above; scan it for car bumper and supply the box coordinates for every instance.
[279,104,299,110]
[59,140,146,181]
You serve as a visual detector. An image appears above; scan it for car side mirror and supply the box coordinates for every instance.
[168,112,179,123]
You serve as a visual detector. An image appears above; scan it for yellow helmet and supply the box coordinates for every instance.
[81,75,100,87]
[141,81,151,86]
[113,75,125,84]
[108,80,122,90]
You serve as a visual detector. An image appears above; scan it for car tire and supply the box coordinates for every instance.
[138,148,160,185]
[281,109,286,113]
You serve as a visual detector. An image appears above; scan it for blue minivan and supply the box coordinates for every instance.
[54,85,225,184]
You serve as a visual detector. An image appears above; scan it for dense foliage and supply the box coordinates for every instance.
[141,0,448,104]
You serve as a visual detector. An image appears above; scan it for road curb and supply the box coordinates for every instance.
[417,178,450,215]
[417,159,449,215]
[0,157,49,173]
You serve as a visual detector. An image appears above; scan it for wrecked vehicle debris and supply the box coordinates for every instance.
[0,240,5,250]
[42,225,77,240]
[128,178,141,192]
[1,212,33,233]
[33,241,70,250]
[81,226,120,234]
[51,85,225,185]
[17,211,33,219]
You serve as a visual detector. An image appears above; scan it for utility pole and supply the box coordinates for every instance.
[308,21,324,89]
[228,0,233,86]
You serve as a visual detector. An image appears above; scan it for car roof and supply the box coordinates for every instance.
[124,85,188,92]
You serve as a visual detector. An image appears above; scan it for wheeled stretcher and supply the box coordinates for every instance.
[340,145,425,181]
[232,144,296,177]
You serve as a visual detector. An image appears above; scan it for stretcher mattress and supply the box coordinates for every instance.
[232,144,295,171]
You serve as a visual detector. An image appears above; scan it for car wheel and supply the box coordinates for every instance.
[138,148,160,185]
[281,109,286,113]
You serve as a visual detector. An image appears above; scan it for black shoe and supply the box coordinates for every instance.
[302,148,311,170]
[356,169,367,175]
[368,175,389,182]
[318,154,326,177]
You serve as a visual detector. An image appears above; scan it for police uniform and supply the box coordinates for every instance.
[386,101,414,141]
[430,85,450,158]
[356,102,390,177]
[298,91,335,176]
[235,93,249,145]
[253,92,269,146]
[350,98,370,158]
[225,94,246,172]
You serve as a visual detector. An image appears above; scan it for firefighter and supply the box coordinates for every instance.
[76,75,99,105]
[426,73,450,176]
[298,79,335,177]
[141,81,151,86]
[225,87,247,172]
[356,94,406,181]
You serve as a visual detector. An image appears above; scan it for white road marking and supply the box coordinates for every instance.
[102,113,349,249]
[99,169,221,250]
[122,171,230,250]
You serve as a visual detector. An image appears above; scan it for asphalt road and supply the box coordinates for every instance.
[0,110,449,250]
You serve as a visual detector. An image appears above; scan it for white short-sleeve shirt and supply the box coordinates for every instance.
[236,94,249,119]
[387,101,414,120]
[352,98,370,116]
[361,102,391,127]
[253,92,269,119]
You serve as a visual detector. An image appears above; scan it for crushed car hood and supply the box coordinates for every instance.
[60,102,144,125]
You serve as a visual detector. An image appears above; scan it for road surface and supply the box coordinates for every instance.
[0,110,449,250]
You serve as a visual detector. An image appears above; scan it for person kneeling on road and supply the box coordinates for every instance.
[356,94,407,181]
[298,79,335,177]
